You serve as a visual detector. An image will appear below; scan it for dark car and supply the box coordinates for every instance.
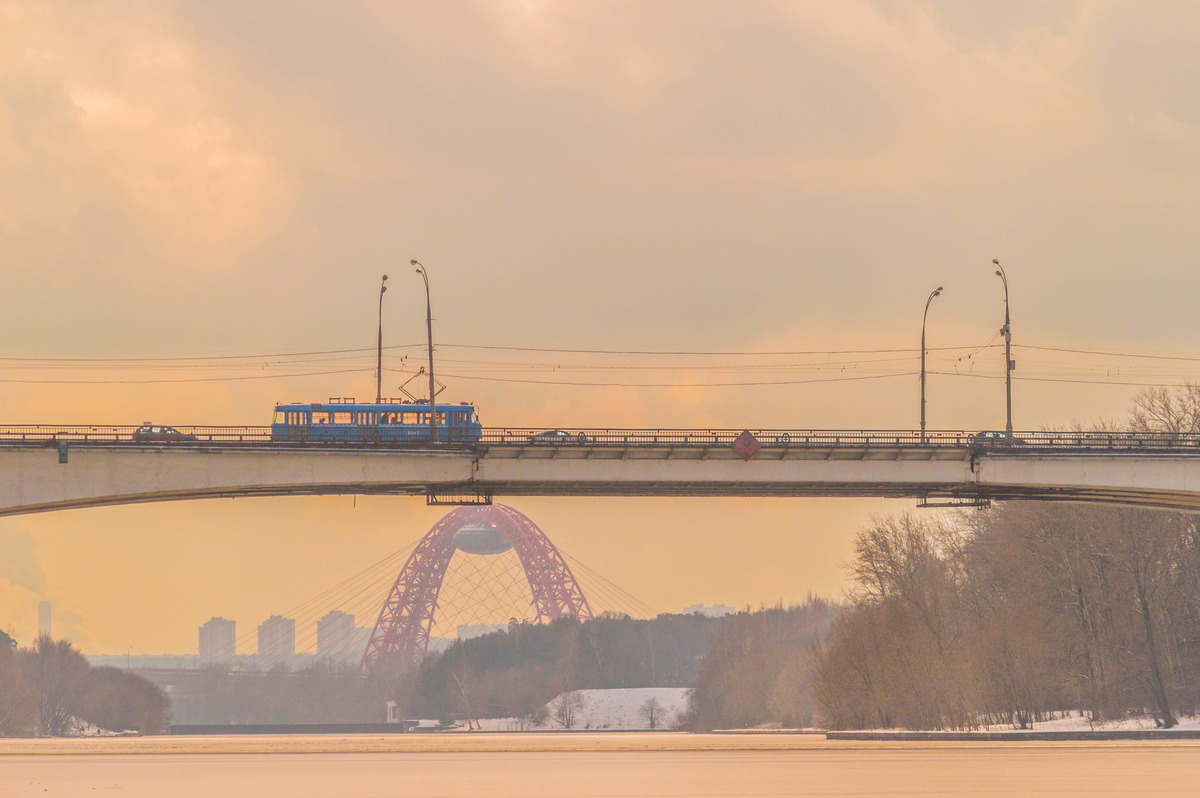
[132,423,198,443]
[528,429,591,445]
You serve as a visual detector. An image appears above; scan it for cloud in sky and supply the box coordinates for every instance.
[2,1,1200,651]
[5,0,1200,351]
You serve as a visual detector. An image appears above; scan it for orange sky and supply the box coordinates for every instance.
[3,1,1200,653]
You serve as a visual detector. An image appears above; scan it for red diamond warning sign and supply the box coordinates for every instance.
[732,429,761,461]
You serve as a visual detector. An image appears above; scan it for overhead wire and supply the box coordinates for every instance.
[9,338,1200,389]
[405,371,918,388]
[0,368,374,385]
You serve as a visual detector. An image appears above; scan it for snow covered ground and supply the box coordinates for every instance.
[471,687,691,731]
[851,712,1200,734]
[979,711,1200,733]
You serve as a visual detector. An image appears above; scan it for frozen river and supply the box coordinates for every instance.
[2,733,1198,797]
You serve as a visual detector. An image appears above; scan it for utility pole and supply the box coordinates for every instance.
[412,260,438,443]
[994,259,1014,437]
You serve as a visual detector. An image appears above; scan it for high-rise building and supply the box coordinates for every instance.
[257,615,296,659]
[37,601,51,639]
[317,611,371,663]
[317,611,354,657]
[198,617,236,661]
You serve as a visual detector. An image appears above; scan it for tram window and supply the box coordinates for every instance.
[273,410,285,424]
[436,412,446,424]
[312,411,331,424]
[333,412,353,424]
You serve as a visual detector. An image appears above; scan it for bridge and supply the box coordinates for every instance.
[4,426,1200,516]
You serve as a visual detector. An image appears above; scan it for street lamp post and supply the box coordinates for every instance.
[376,274,388,404]
[411,259,438,444]
[920,286,943,443]
[994,259,1013,437]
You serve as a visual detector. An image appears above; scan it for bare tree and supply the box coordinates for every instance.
[550,690,585,729]
[449,662,478,730]
[639,697,664,729]
[0,630,34,736]
[19,636,90,736]
[1129,382,1200,434]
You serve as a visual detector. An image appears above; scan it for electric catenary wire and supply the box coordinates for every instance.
[10,339,1200,389]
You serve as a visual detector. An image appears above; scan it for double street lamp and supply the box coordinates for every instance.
[920,286,943,443]
[920,262,1014,441]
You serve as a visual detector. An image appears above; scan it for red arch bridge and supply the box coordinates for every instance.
[360,504,593,665]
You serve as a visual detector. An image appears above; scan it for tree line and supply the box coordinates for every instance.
[167,659,392,725]
[390,612,719,726]
[686,599,838,730]
[162,607,837,729]
[0,633,168,736]
[814,384,1200,730]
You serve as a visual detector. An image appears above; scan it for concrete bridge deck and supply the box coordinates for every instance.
[4,427,1200,515]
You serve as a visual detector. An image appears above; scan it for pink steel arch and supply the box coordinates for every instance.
[361,504,593,666]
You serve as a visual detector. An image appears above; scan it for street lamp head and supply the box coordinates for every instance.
[992,259,999,265]
[410,259,419,266]
[934,286,943,296]
[382,274,388,281]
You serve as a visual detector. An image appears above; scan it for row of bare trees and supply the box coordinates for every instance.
[0,634,168,736]
[815,385,1200,730]
[685,599,838,730]
[814,504,1200,730]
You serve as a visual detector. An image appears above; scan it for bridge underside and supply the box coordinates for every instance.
[11,484,1200,516]
[5,442,1200,515]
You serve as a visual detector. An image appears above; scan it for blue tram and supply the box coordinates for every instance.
[270,399,482,443]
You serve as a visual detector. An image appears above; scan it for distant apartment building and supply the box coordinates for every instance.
[681,603,735,618]
[37,601,51,638]
[257,615,296,659]
[199,616,237,661]
[316,611,370,662]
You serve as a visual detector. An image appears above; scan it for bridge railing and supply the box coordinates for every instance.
[4,426,1200,452]
[481,429,984,447]
[0,426,272,444]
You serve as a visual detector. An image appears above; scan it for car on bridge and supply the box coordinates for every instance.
[131,423,199,443]
[969,431,1026,446]
[528,429,592,445]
